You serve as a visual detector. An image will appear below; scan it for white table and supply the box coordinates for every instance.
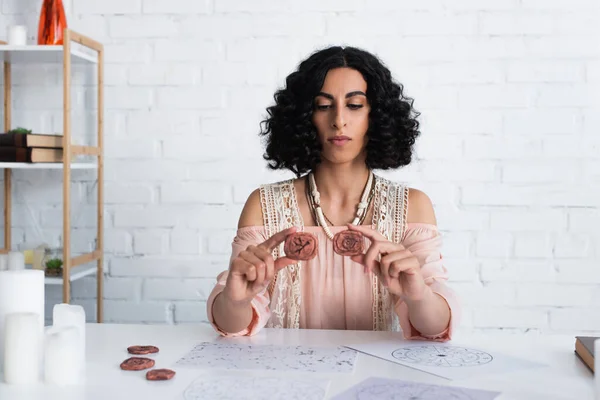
[0,323,594,399]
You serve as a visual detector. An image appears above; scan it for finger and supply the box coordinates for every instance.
[362,241,380,273]
[353,255,385,280]
[259,226,298,251]
[378,251,393,287]
[350,253,364,265]
[347,224,407,252]
[389,258,417,278]
[241,251,266,286]
[253,246,275,282]
[364,246,386,282]
[244,263,257,282]
[363,240,398,274]
[240,249,264,266]
[381,251,413,278]
[346,223,388,242]
[274,256,296,271]
[230,257,251,276]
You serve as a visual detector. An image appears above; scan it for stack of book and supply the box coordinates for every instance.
[0,129,63,163]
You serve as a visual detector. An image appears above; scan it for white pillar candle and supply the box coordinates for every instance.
[44,326,80,386]
[0,254,7,271]
[52,303,86,381]
[7,25,27,46]
[7,251,25,271]
[0,270,45,374]
[595,338,600,399]
[3,312,41,384]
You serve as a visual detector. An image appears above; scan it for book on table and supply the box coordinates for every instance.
[575,336,598,373]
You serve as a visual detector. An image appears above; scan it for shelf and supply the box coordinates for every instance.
[2,30,104,321]
[44,264,97,285]
[0,43,97,64]
[0,162,97,169]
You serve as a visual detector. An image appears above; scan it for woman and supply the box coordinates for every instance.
[206,46,460,341]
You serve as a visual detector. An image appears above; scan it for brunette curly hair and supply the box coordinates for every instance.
[259,46,421,177]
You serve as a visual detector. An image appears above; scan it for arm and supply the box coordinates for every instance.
[211,288,256,335]
[348,188,460,341]
[208,273,272,337]
[403,188,452,337]
[404,287,452,337]
[207,189,296,336]
[210,189,264,334]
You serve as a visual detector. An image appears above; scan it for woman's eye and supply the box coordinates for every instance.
[316,104,331,110]
[348,104,363,110]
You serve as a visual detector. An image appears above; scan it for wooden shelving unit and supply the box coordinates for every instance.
[0,30,104,322]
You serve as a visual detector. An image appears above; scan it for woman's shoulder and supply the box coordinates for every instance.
[406,187,437,225]
[374,174,436,226]
[237,177,304,229]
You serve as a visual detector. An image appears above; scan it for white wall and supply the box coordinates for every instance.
[1,0,599,334]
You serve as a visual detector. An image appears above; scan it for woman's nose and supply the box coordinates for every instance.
[331,108,347,129]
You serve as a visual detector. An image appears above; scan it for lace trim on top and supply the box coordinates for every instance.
[260,180,304,329]
[260,174,408,331]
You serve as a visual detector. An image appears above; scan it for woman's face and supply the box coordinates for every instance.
[312,67,371,166]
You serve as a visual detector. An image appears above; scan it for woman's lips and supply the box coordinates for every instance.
[328,136,351,146]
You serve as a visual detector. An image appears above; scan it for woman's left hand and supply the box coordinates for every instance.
[347,224,428,302]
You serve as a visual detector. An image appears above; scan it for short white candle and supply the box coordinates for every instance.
[7,25,27,46]
[52,303,86,381]
[0,254,7,271]
[44,326,80,386]
[3,312,42,384]
[7,251,25,271]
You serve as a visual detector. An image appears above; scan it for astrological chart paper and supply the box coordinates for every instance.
[344,340,544,380]
[182,374,330,400]
[175,341,357,373]
[331,377,500,400]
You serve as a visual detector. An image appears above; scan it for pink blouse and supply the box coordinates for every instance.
[206,223,461,341]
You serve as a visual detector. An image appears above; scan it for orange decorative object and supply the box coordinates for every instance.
[37,0,68,45]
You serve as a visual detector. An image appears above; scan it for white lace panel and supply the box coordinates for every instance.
[260,180,304,329]
[370,175,408,332]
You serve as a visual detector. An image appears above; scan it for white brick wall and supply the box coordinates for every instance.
[1,0,599,334]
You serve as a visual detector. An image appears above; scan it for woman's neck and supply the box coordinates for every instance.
[311,161,371,208]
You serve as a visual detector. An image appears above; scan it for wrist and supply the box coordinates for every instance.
[403,285,434,307]
[219,290,252,309]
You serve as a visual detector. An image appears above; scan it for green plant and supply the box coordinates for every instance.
[8,127,32,134]
[45,258,63,270]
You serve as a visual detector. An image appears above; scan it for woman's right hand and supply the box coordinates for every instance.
[222,227,298,305]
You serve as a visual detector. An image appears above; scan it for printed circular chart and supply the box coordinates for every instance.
[391,345,493,368]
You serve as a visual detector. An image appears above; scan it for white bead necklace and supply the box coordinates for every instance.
[308,170,374,240]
